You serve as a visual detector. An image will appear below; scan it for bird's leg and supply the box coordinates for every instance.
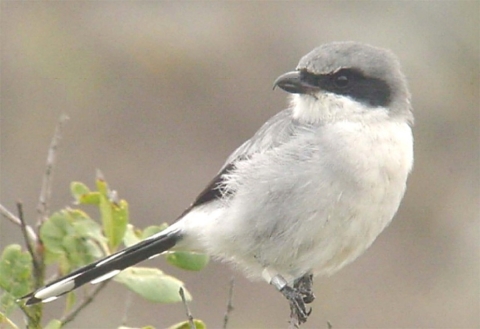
[267,272,311,325]
[293,273,315,304]
[282,284,312,325]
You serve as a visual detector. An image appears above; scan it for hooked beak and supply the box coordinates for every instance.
[273,71,320,94]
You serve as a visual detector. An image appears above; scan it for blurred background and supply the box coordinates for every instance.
[1,2,478,328]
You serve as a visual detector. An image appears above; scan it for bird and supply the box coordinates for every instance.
[21,41,414,324]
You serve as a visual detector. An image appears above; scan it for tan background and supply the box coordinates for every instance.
[1,2,478,329]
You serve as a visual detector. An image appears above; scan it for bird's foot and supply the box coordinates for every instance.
[280,285,312,325]
[266,271,315,326]
[294,273,315,304]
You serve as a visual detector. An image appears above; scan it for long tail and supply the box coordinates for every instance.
[20,227,181,305]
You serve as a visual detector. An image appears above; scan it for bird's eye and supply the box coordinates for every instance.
[333,74,350,89]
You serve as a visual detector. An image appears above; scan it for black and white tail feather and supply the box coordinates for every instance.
[20,227,181,305]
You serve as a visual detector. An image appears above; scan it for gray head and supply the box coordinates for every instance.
[274,41,412,123]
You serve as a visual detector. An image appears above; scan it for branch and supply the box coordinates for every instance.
[222,277,235,329]
[36,114,69,229]
[179,287,196,329]
[16,201,39,273]
[0,203,37,243]
[59,281,109,327]
[0,315,19,329]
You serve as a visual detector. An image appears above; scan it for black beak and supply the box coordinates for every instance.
[273,71,320,94]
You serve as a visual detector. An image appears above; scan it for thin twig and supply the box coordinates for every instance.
[0,203,21,226]
[222,277,235,329]
[59,281,109,326]
[0,203,37,242]
[16,201,39,273]
[1,313,20,329]
[36,114,69,230]
[179,287,196,329]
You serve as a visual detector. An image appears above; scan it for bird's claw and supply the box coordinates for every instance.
[281,285,312,324]
[294,274,316,304]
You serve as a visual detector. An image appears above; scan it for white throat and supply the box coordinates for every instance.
[291,93,391,125]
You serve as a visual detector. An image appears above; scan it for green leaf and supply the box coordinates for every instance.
[71,214,107,248]
[71,181,90,198]
[40,210,103,273]
[114,267,191,303]
[99,193,114,248]
[99,187,129,251]
[141,224,168,240]
[168,320,206,329]
[124,224,169,248]
[123,224,142,247]
[80,191,101,205]
[112,199,129,247]
[70,182,100,205]
[0,293,17,316]
[165,252,209,271]
[44,319,62,329]
[70,182,101,205]
[96,176,109,196]
[67,208,92,222]
[0,245,32,299]
[40,212,71,255]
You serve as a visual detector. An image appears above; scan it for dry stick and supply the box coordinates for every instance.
[16,201,39,272]
[59,281,109,326]
[179,287,196,329]
[222,277,235,329]
[1,315,19,329]
[36,114,69,230]
[0,203,37,242]
[0,203,21,226]
[1,201,40,325]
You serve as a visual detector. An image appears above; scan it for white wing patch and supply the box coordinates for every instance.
[34,274,79,300]
[95,251,126,267]
[90,269,121,284]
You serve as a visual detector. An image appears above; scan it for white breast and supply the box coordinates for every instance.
[288,92,414,278]
[180,93,414,283]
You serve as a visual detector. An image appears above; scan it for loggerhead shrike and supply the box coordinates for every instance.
[21,41,413,324]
